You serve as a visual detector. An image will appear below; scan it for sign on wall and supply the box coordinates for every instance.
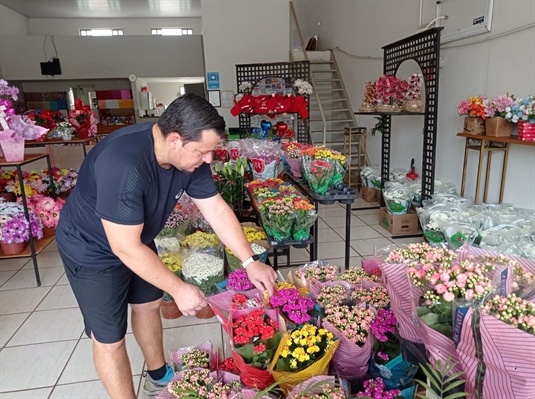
[207,72,220,89]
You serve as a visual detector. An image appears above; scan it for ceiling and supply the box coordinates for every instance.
[0,0,202,19]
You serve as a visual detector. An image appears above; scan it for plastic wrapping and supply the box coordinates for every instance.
[239,138,283,180]
[382,186,411,215]
[169,342,215,372]
[301,158,335,195]
[294,260,339,290]
[389,168,407,182]
[360,166,378,188]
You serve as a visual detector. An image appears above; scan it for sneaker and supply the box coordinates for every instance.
[142,364,175,396]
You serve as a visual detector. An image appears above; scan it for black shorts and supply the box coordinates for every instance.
[59,251,163,344]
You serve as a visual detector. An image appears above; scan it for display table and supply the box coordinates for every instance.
[0,153,55,286]
[457,133,535,204]
[25,136,99,164]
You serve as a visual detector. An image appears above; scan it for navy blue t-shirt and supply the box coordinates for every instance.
[56,123,218,267]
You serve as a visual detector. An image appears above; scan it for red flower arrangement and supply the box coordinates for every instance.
[217,358,241,375]
[375,75,409,106]
[457,96,487,119]
[26,110,64,130]
[69,99,98,138]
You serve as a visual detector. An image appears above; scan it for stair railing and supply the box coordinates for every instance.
[290,1,326,145]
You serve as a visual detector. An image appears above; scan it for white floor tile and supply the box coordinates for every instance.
[315,228,343,243]
[50,380,109,399]
[0,287,51,315]
[59,334,144,385]
[318,207,347,218]
[127,305,219,333]
[56,273,69,285]
[42,240,58,253]
[0,258,30,272]
[0,313,30,348]
[352,198,380,209]
[350,237,393,257]
[8,308,84,346]
[22,252,63,269]
[36,285,79,311]
[317,241,357,259]
[0,387,53,398]
[317,219,331,230]
[162,323,224,365]
[0,270,16,287]
[322,216,365,228]
[0,267,64,291]
[369,224,391,238]
[337,225,384,240]
[357,212,381,225]
[390,236,425,245]
[0,340,76,392]
[352,207,381,216]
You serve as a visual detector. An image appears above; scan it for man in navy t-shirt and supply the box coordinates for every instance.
[56,94,277,399]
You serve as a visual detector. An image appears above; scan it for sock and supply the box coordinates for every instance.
[147,364,167,381]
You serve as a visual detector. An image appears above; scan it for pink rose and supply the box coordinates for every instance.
[443,292,455,302]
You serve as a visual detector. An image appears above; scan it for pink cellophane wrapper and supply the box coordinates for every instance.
[480,312,535,399]
[322,319,373,379]
[286,157,302,178]
[455,307,478,399]
[6,115,48,140]
[289,375,336,396]
[0,131,24,162]
[208,289,264,334]
[169,341,218,371]
[361,259,381,275]
[377,260,425,344]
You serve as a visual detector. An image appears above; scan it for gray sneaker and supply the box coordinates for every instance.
[142,364,175,396]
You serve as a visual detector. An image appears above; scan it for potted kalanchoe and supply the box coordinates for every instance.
[56,121,74,141]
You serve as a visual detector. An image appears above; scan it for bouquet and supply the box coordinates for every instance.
[480,293,535,336]
[324,305,375,346]
[181,252,224,296]
[484,94,515,119]
[504,96,535,123]
[69,98,97,138]
[232,309,283,369]
[292,199,317,241]
[167,369,240,399]
[301,159,334,195]
[213,157,247,217]
[287,377,346,399]
[217,358,240,375]
[0,210,43,244]
[351,286,390,309]
[56,121,74,140]
[295,261,339,285]
[302,146,347,189]
[227,269,255,291]
[338,267,380,285]
[405,73,423,101]
[258,197,295,241]
[356,378,402,399]
[375,75,409,107]
[282,142,307,178]
[160,207,188,237]
[316,284,347,314]
[457,96,486,119]
[214,143,229,162]
[178,348,210,370]
[270,325,338,394]
[269,287,315,326]
[26,110,63,131]
[293,79,314,96]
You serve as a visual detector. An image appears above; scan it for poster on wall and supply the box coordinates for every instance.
[208,90,221,107]
[207,72,220,89]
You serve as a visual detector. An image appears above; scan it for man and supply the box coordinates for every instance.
[56,94,277,399]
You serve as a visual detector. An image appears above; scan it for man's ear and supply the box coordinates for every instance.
[167,132,184,149]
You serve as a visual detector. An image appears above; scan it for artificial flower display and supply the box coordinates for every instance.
[293,79,314,96]
[457,96,487,119]
[375,75,409,107]
[484,94,515,119]
[504,96,535,123]
[0,202,43,244]
[25,194,64,228]
[69,98,97,138]
[26,110,63,131]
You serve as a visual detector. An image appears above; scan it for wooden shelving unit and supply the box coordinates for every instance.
[0,236,55,258]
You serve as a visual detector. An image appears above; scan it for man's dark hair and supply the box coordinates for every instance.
[158,93,226,142]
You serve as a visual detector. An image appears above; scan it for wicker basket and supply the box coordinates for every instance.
[463,117,485,135]
[358,103,376,113]
[402,99,423,113]
[376,104,401,113]
[485,117,513,137]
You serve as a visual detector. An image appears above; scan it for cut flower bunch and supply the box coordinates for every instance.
[167,368,240,399]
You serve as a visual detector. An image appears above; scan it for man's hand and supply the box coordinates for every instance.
[172,283,208,316]
[245,262,277,296]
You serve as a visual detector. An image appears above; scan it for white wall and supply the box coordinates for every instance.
[147,83,183,107]
[294,0,535,209]
[0,4,30,35]
[201,0,290,126]
[0,35,205,80]
[29,17,203,36]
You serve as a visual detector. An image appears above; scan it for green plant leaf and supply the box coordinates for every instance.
[414,379,437,397]
[416,306,432,317]
[444,379,467,392]
[420,312,439,326]
[252,382,280,399]
[235,344,254,359]
[418,363,441,392]
[266,332,283,350]
[443,371,468,385]
[443,392,469,399]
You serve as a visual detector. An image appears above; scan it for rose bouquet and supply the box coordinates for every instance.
[269,287,315,326]
[270,325,338,394]
[69,99,97,138]
[258,197,295,241]
[292,199,317,241]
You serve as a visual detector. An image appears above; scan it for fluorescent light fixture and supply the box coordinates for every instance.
[151,28,193,36]
[80,29,124,36]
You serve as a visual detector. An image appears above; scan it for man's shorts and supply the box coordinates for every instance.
[59,251,163,344]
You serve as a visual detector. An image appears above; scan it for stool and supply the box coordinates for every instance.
[343,126,367,187]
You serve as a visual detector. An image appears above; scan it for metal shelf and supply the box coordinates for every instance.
[354,112,425,116]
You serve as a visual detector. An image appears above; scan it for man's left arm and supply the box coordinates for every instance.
[192,194,277,296]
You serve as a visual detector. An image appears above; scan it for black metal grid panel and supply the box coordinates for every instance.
[381,27,443,200]
[381,116,392,184]
[236,61,310,144]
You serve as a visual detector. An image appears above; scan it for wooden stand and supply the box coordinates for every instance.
[343,126,367,188]
[457,133,535,204]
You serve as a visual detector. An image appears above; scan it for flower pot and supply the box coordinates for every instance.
[0,138,25,162]
[77,127,90,139]
[485,117,513,137]
[463,117,485,135]
[42,225,56,238]
[195,305,215,319]
[160,298,183,319]
[0,192,16,202]
[58,189,72,200]
[402,99,423,113]
[0,242,27,256]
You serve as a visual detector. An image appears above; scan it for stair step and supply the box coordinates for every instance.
[313,79,341,82]
[310,60,334,64]
[312,69,338,73]
[310,119,354,122]
[316,89,344,92]
[310,98,347,102]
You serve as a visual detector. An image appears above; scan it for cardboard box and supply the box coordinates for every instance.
[361,186,380,202]
[379,207,419,234]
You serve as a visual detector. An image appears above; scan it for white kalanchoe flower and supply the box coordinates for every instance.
[182,253,224,285]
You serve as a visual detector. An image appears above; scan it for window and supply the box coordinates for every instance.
[151,28,193,36]
[80,29,124,37]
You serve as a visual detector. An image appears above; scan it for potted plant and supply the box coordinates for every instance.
[483,94,515,137]
[0,169,16,202]
[375,75,409,112]
[213,157,247,218]
[457,96,487,135]
[0,202,43,255]
[159,252,183,319]
[403,73,424,112]
[69,99,98,138]
[25,194,64,238]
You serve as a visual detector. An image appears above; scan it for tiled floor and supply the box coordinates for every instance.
[0,199,423,398]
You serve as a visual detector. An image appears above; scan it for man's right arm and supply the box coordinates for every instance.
[101,219,207,316]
